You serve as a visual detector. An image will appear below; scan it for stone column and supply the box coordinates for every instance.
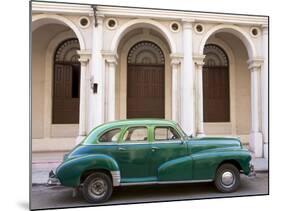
[76,50,91,144]
[248,58,264,158]
[89,15,105,132]
[170,54,182,122]
[261,24,268,159]
[181,19,195,135]
[193,55,206,136]
[104,53,118,122]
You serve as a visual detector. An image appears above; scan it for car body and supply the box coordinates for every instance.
[48,119,255,203]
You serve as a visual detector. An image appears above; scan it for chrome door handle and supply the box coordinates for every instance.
[118,147,126,151]
[152,146,159,151]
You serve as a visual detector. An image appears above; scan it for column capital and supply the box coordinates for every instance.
[102,51,118,65]
[181,18,195,29]
[170,53,183,66]
[77,50,91,66]
[193,54,206,67]
[247,57,264,71]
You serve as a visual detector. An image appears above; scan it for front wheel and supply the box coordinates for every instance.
[82,172,113,203]
[214,163,240,193]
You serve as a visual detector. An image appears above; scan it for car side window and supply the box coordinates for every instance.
[122,127,148,142]
[99,128,121,143]
[154,127,181,141]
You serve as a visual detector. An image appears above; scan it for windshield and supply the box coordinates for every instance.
[176,123,189,139]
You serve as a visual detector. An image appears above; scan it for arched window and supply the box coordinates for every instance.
[127,41,165,118]
[52,38,80,124]
[203,44,230,122]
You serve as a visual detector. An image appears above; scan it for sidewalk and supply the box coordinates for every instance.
[31,151,268,185]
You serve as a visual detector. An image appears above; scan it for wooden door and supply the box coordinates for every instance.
[203,66,230,122]
[53,64,80,124]
[127,64,165,118]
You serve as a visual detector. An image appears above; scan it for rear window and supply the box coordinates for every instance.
[99,128,121,143]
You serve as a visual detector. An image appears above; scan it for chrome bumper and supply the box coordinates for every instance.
[47,170,61,186]
[248,164,256,177]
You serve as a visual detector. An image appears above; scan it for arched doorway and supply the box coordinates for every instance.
[127,41,165,118]
[203,44,230,122]
[52,38,81,124]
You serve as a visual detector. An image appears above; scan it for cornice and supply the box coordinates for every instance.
[32,2,268,26]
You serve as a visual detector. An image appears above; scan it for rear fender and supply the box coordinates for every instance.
[56,154,119,187]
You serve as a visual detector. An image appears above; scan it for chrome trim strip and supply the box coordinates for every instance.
[120,179,213,186]
[110,171,121,186]
[151,141,184,144]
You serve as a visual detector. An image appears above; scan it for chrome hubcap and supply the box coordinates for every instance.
[88,179,108,199]
[221,171,234,187]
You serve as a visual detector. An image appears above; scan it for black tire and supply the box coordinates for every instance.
[214,163,240,193]
[82,172,113,203]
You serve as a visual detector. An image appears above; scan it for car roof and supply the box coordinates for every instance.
[97,119,177,128]
[90,119,178,136]
[82,119,181,144]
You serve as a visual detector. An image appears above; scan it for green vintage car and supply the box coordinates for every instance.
[48,119,255,203]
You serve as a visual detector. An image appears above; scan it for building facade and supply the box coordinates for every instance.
[31,2,269,159]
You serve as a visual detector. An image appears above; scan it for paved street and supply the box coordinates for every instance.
[31,173,268,210]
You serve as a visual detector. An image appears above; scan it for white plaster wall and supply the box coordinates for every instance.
[103,17,183,54]
[64,15,93,49]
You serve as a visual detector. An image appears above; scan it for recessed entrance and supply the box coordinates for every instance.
[52,38,80,124]
[203,44,230,122]
[127,41,165,118]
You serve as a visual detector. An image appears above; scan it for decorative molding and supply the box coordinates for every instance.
[79,16,91,29]
[102,51,118,65]
[32,2,268,26]
[194,23,204,34]
[250,26,261,38]
[32,2,94,15]
[193,54,206,67]
[203,44,228,67]
[127,41,164,65]
[170,21,181,32]
[247,58,264,71]
[170,53,183,65]
[105,18,118,30]
[77,50,91,65]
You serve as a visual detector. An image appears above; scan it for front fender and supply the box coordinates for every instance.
[191,148,252,180]
[158,156,193,181]
[56,154,119,187]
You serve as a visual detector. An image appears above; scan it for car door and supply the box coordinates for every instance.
[150,126,193,181]
[112,126,152,183]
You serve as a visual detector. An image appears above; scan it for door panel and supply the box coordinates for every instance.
[203,66,230,122]
[127,65,164,118]
[150,141,192,181]
[111,127,151,182]
[113,144,152,181]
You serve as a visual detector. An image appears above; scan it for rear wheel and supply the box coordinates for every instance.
[214,163,240,193]
[82,172,113,203]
